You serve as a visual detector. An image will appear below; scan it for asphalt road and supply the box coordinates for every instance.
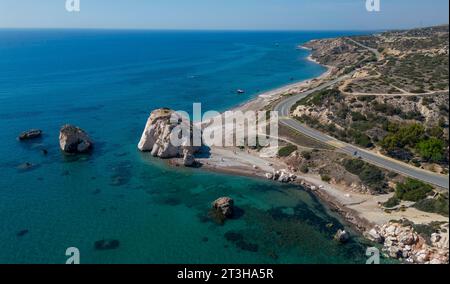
[274,75,449,189]
[346,37,382,60]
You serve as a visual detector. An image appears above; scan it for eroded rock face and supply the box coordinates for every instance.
[59,125,93,154]
[265,170,297,183]
[367,221,449,264]
[212,197,234,218]
[138,109,199,161]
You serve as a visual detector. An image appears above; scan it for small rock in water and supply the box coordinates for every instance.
[17,230,29,237]
[41,149,48,155]
[17,162,34,171]
[94,239,120,251]
[59,124,93,154]
[334,229,350,243]
[18,129,42,141]
[212,197,234,218]
[183,150,197,167]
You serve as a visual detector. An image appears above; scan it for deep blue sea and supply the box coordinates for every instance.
[0,29,381,264]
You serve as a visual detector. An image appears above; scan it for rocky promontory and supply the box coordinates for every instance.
[367,220,449,264]
[138,108,200,165]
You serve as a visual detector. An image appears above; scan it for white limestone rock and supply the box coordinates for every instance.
[138,108,200,162]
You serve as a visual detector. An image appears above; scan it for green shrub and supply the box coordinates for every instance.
[343,159,385,192]
[395,178,433,202]
[321,175,331,182]
[301,151,312,160]
[349,130,373,148]
[372,103,402,115]
[343,159,365,173]
[357,95,376,102]
[414,195,449,217]
[380,123,425,151]
[416,138,445,163]
[383,197,400,208]
[351,111,367,121]
[427,126,444,139]
[300,165,309,174]
[278,145,297,157]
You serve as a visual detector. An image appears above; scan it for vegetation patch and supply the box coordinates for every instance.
[394,178,433,202]
[278,144,298,157]
[414,193,449,217]
[343,159,386,193]
[383,197,400,208]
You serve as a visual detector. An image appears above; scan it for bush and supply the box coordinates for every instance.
[349,130,373,148]
[301,151,312,160]
[414,196,449,217]
[395,178,433,202]
[383,197,400,208]
[357,95,376,102]
[300,165,309,174]
[380,123,425,151]
[372,103,402,116]
[321,175,331,182]
[416,138,445,163]
[351,112,367,121]
[278,145,297,157]
[343,159,385,192]
[343,159,365,173]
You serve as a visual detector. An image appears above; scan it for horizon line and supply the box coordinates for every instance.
[0,23,447,32]
[0,26,381,30]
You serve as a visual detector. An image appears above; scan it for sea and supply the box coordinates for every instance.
[0,29,386,264]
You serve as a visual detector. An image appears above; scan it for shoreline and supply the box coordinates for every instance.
[142,33,449,264]
[189,47,448,234]
[190,49,377,233]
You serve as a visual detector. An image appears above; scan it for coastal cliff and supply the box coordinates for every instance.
[138,108,200,166]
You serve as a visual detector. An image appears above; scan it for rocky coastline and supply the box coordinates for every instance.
[135,36,449,264]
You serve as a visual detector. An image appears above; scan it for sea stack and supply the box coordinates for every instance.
[59,125,93,154]
[138,108,200,161]
[212,197,234,218]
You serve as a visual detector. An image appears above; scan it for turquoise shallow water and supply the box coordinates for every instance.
[0,29,382,264]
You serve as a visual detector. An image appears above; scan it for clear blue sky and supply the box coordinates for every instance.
[0,0,448,30]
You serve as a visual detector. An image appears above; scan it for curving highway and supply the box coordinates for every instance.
[274,67,449,190]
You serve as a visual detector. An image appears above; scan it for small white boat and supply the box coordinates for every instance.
[236,89,245,94]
